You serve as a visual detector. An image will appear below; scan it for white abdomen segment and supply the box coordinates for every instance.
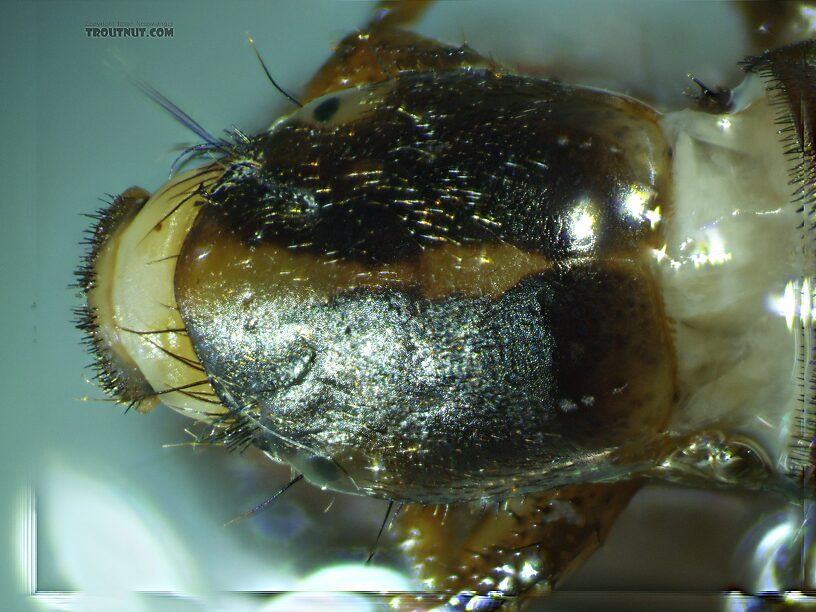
[660,75,805,477]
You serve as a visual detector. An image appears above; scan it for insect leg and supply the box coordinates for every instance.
[392,481,641,608]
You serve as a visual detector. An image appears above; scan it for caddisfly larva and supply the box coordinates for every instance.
[76,1,816,607]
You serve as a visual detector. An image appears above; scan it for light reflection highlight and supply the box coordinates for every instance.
[735,505,815,597]
[802,5,816,33]
[621,187,661,230]
[262,565,412,611]
[651,230,733,270]
[768,280,798,331]
[40,465,199,594]
[753,521,795,592]
[622,188,649,220]
[767,278,816,331]
[33,462,416,609]
[688,230,732,267]
[568,199,596,251]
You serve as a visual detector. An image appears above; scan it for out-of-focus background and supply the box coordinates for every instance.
[1,1,811,610]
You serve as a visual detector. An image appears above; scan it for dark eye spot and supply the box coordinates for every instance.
[313,96,340,122]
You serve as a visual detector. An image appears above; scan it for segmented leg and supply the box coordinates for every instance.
[391,481,641,610]
[302,1,494,102]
